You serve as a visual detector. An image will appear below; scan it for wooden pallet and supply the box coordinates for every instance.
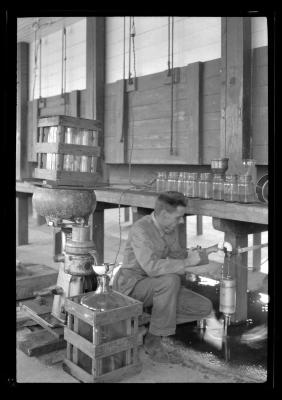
[63,291,143,383]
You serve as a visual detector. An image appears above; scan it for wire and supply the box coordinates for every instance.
[170,17,174,155]
[167,17,171,74]
[128,16,132,82]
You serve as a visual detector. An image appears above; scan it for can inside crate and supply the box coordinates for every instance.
[33,115,102,186]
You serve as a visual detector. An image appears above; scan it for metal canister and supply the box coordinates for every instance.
[219,277,236,315]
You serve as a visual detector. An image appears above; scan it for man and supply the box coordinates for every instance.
[113,191,221,363]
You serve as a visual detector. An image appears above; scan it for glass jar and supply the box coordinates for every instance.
[242,159,257,185]
[224,174,238,202]
[212,174,225,201]
[156,172,167,192]
[184,172,199,198]
[177,172,185,193]
[238,175,256,203]
[198,173,212,199]
[167,172,179,191]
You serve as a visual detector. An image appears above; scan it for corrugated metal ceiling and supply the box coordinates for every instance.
[17,17,85,43]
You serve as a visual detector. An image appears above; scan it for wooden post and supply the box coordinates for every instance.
[220,17,252,174]
[253,232,262,271]
[132,207,151,223]
[17,42,30,180]
[91,204,104,264]
[124,207,131,223]
[179,216,187,249]
[86,17,107,245]
[16,193,29,246]
[196,215,203,235]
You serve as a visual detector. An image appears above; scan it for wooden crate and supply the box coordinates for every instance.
[63,291,143,383]
[33,115,102,187]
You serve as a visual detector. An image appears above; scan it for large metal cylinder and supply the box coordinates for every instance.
[32,187,96,224]
[219,277,236,315]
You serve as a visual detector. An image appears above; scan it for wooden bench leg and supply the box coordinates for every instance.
[91,204,104,264]
[16,193,29,246]
[196,215,203,235]
[253,232,262,272]
[124,207,131,223]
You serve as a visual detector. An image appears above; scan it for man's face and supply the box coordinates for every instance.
[157,205,186,234]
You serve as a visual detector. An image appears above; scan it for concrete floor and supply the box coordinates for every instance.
[16,209,268,383]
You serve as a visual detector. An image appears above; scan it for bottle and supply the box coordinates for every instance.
[198,173,212,199]
[224,175,238,202]
[81,271,129,374]
[167,172,179,191]
[185,172,199,198]
[177,172,185,193]
[212,174,225,201]
[156,172,166,192]
[238,175,256,203]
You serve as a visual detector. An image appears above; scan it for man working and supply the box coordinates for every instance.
[113,191,221,363]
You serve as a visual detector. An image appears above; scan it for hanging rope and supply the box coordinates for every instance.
[128,16,132,82]
[131,17,137,80]
[167,17,171,75]
[39,38,42,99]
[169,17,175,155]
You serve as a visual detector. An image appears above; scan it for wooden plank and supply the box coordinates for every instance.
[202,58,220,79]
[63,359,94,383]
[67,313,74,361]
[28,100,39,162]
[202,112,220,131]
[202,94,220,113]
[252,65,268,87]
[17,264,58,300]
[39,105,66,117]
[33,169,101,186]
[252,46,268,67]
[17,42,30,180]
[93,362,142,383]
[94,303,143,325]
[16,193,29,246]
[69,90,80,117]
[202,75,220,96]
[251,86,268,107]
[34,143,101,157]
[86,17,105,182]
[64,299,95,325]
[93,335,138,359]
[64,327,94,357]
[18,329,66,357]
[38,115,102,130]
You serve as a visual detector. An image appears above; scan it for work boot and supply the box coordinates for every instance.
[144,333,182,364]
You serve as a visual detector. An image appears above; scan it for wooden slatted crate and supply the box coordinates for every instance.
[63,291,143,383]
[33,115,102,187]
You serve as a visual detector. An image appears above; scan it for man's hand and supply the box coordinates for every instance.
[184,249,201,268]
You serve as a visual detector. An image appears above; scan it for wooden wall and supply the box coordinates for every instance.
[25,45,268,179]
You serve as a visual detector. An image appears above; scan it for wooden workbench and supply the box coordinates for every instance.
[16,181,268,323]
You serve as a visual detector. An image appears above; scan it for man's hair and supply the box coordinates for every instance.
[154,191,187,215]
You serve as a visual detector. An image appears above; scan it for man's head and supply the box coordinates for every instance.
[154,191,187,234]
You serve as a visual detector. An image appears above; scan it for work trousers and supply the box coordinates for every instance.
[130,274,213,336]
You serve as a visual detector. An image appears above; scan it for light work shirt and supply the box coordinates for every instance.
[112,212,188,296]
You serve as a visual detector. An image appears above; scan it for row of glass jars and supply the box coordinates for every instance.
[156,172,256,203]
